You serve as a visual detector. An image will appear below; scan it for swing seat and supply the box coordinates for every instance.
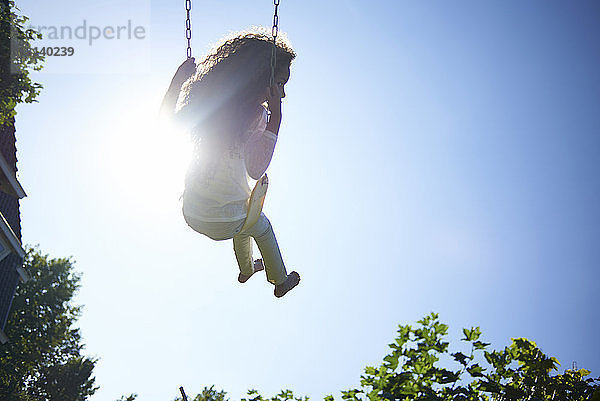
[241,174,268,232]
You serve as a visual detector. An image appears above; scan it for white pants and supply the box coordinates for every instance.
[184,213,288,285]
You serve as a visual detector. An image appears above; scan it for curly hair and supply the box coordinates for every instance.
[176,29,296,148]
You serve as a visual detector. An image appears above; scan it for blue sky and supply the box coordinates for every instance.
[13,1,600,400]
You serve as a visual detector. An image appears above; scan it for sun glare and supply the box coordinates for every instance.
[103,94,193,215]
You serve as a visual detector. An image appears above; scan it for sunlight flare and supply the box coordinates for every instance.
[103,94,193,214]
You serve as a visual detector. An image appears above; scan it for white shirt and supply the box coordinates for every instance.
[182,106,277,222]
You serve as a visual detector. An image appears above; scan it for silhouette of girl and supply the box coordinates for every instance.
[162,31,300,297]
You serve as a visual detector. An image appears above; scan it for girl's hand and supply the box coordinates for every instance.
[265,84,284,135]
[161,58,196,118]
[265,84,284,112]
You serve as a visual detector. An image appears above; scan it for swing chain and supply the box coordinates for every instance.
[185,0,192,58]
[269,0,280,87]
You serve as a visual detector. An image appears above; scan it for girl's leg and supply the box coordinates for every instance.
[233,232,255,277]
[237,213,288,285]
[184,215,256,277]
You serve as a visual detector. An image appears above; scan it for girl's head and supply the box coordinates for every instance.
[177,29,296,144]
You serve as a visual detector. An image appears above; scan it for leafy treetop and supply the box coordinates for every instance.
[0,247,97,401]
[0,0,44,126]
[168,313,600,401]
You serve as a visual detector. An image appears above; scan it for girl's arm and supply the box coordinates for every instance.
[160,58,196,118]
[245,126,278,180]
[265,85,283,135]
[245,85,285,179]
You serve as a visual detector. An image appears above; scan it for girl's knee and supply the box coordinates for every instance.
[255,214,274,238]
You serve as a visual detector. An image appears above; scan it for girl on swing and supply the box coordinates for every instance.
[162,31,300,298]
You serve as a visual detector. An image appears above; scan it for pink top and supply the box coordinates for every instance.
[244,106,277,179]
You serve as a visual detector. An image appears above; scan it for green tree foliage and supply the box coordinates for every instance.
[174,386,308,401]
[115,394,138,401]
[173,313,599,401]
[0,0,44,126]
[241,389,308,401]
[0,247,97,400]
[173,386,230,401]
[339,313,600,400]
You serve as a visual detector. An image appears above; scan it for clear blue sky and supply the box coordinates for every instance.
[14,1,600,400]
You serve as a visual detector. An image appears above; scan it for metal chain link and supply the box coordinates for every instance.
[269,0,280,87]
[185,0,192,58]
